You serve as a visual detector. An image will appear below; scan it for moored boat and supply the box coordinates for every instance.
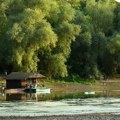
[24,88,51,93]
[36,88,51,93]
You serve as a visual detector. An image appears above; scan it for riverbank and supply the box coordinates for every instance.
[46,79,120,94]
[1,78,120,96]
[0,114,120,120]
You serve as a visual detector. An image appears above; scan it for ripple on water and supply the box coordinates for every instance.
[0,97,120,116]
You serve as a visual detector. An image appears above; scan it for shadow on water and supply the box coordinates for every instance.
[6,93,36,101]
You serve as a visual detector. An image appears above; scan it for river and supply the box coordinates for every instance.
[0,89,120,116]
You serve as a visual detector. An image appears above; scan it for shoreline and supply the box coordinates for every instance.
[0,114,120,120]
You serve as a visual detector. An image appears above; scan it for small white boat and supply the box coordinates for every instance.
[36,88,51,94]
[84,92,95,95]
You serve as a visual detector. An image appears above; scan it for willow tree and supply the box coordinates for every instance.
[0,0,11,72]
[0,0,57,72]
[38,0,80,78]
[0,0,80,78]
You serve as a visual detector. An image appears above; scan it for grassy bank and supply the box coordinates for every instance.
[1,75,120,94]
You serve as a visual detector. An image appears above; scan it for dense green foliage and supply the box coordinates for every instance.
[68,0,120,79]
[0,0,120,80]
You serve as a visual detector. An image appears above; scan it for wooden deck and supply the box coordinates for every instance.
[5,88,25,94]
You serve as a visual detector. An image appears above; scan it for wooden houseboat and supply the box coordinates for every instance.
[4,72,49,93]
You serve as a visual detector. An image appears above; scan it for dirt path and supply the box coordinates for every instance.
[0,114,120,120]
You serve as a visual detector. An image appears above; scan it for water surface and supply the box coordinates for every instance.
[0,90,120,116]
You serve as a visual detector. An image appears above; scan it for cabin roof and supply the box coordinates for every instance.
[5,72,46,80]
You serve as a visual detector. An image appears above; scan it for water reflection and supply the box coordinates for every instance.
[6,93,35,101]
[0,92,52,101]
[0,90,120,101]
